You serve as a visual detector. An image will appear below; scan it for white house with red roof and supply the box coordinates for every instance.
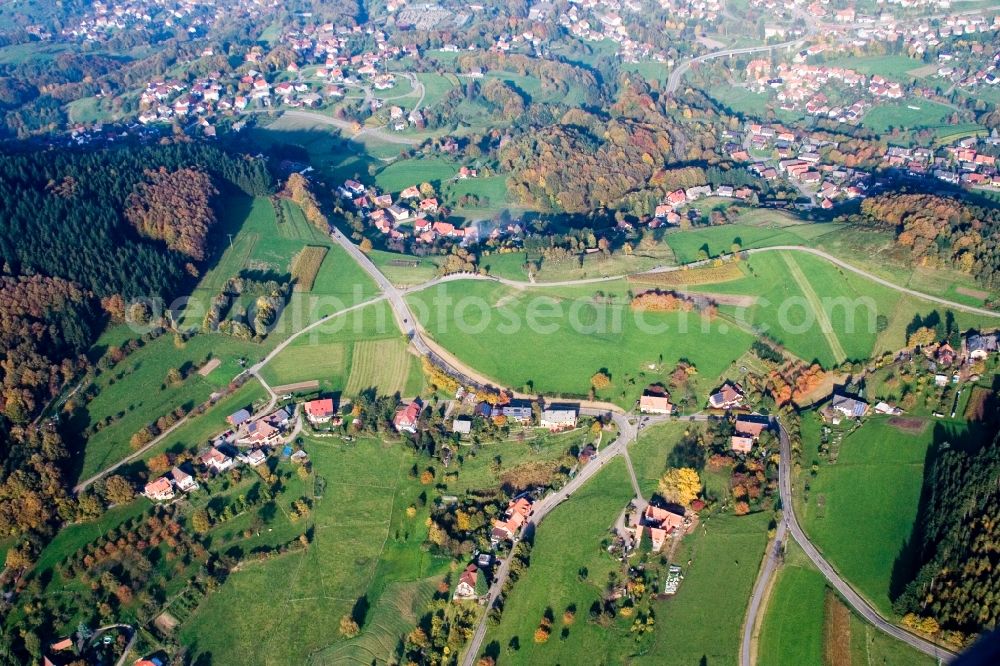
[144,476,175,502]
[393,399,422,433]
[304,398,335,424]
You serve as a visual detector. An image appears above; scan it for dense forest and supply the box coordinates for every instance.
[499,79,750,217]
[125,167,218,261]
[0,143,271,300]
[853,194,1000,288]
[895,425,1000,638]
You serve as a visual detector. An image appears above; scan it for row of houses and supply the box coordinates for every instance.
[452,400,580,433]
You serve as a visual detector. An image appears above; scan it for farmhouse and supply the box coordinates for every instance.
[170,466,198,492]
[143,477,175,502]
[394,399,422,433]
[304,398,335,424]
[708,381,746,410]
[638,504,686,552]
[540,405,578,430]
[967,333,998,360]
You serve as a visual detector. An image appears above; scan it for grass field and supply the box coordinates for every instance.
[862,100,953,133]
[181,437,449,665]
[825,55,927,80]
[374,157,457,192]
[369,249,440,286]
[415,72,458,108]
[407,279,755,406]
[795,415,952,617]
[758,540,936,666]
[759,542,828,666]
[484,243,676,282]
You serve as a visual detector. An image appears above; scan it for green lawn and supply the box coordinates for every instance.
[369,249,440,287]
[407,279,755,406]
[415,72,459,108]
[664,220,843,264]
[795,415,949,617]
[825,55,927,80]
[628,421,691,497]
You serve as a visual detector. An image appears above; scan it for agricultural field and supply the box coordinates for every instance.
[794,414,955,617]
[759,541,936,666]
[259,300,423,398]
[664,219,843,264]
[406,279,756,407]
[290,245,328,291]
[483,243,675,282]
[414,72,459,108]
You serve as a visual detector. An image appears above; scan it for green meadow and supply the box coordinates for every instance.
[406,279,755,406]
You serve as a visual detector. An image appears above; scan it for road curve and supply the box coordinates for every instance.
[775,420,956,663]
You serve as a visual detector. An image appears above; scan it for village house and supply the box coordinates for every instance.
[452,418,472,435]
[829,393,869,420]
[239,419,280,446]
[492,496,532,542]
[304,398,336,424]
[731,413,770,454]
[239,448,268,467]
[200,446,234,473]
[540,405,578,430]
[708,381,746,410]
[393,399,422,433]
[639,387,673,414]
[143,476,175,502]
[501,399,534,424]
[636,504,685,552]
[228,408,251,427]
[452,563,486,601]
[171,466,198,492]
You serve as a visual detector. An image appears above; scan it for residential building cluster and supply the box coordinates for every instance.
[883,133,1000,188]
